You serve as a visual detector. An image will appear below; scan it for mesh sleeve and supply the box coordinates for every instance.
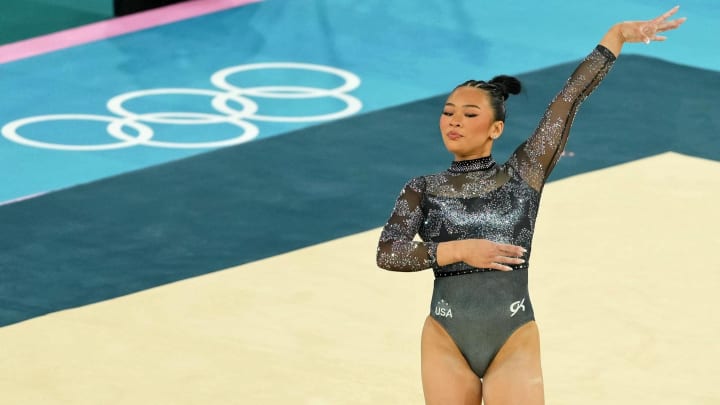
[511,45,617,190]
[376,177,438,272]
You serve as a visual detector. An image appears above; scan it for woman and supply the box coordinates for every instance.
[376,7,685,405]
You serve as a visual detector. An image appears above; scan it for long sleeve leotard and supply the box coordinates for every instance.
[377,45,616,277]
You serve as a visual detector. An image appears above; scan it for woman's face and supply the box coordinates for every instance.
[439,86,503,160]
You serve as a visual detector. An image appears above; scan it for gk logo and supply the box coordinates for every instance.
[510,298,526,317]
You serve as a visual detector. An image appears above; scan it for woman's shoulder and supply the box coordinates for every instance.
[402,175,428,191]
[402,170,448,191]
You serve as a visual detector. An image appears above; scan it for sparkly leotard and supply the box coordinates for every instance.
[376,45,616,378]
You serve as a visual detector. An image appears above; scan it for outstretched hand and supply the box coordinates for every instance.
[620,5,687,44]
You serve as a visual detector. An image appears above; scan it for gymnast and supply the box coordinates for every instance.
[376,6,685,404]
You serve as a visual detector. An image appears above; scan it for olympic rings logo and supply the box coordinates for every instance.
[1,62,362,151]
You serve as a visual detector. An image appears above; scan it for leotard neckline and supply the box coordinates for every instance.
[448,156,496,173]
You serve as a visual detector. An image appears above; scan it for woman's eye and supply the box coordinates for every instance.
[465,114,478,118]
[442,111,453,116]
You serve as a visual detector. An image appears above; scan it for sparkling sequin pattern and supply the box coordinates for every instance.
[377,45,616,277]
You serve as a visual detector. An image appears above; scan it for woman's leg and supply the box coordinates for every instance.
[481,321,545,405]
[421,315,483,405]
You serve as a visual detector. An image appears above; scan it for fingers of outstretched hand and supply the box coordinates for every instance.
[653,5,680,24]
[634,19,684,44]
[640,24,660,44]
[633,6,685,44]
[648,5,686,38]
[658,16,687,32]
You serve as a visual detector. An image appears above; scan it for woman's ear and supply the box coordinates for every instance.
[490,121,504,140]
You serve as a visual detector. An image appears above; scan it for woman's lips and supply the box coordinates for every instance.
[447,131,463,140]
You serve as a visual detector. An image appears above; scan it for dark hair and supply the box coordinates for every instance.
[454,75,522,122]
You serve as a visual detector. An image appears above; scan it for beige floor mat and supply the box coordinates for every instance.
[1,152,718,404]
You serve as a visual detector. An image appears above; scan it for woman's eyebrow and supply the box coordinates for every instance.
[444,102,481,109]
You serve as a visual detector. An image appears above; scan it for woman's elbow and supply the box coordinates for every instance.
[376,248,391,271]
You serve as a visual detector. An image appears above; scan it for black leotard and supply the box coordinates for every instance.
[376,45,616,378]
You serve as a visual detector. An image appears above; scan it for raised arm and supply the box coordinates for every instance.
[376,177,437,272]
[510,45,615,190]
[511,6,686,190]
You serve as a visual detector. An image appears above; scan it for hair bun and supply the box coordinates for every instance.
[489,75,522,100]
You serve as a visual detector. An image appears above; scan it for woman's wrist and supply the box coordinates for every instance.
[599,24,624,57]
[436,240,463,267]
[612,23,627,43]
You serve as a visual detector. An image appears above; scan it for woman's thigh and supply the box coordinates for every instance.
[482,321,545,405]
[421,315,483,405]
